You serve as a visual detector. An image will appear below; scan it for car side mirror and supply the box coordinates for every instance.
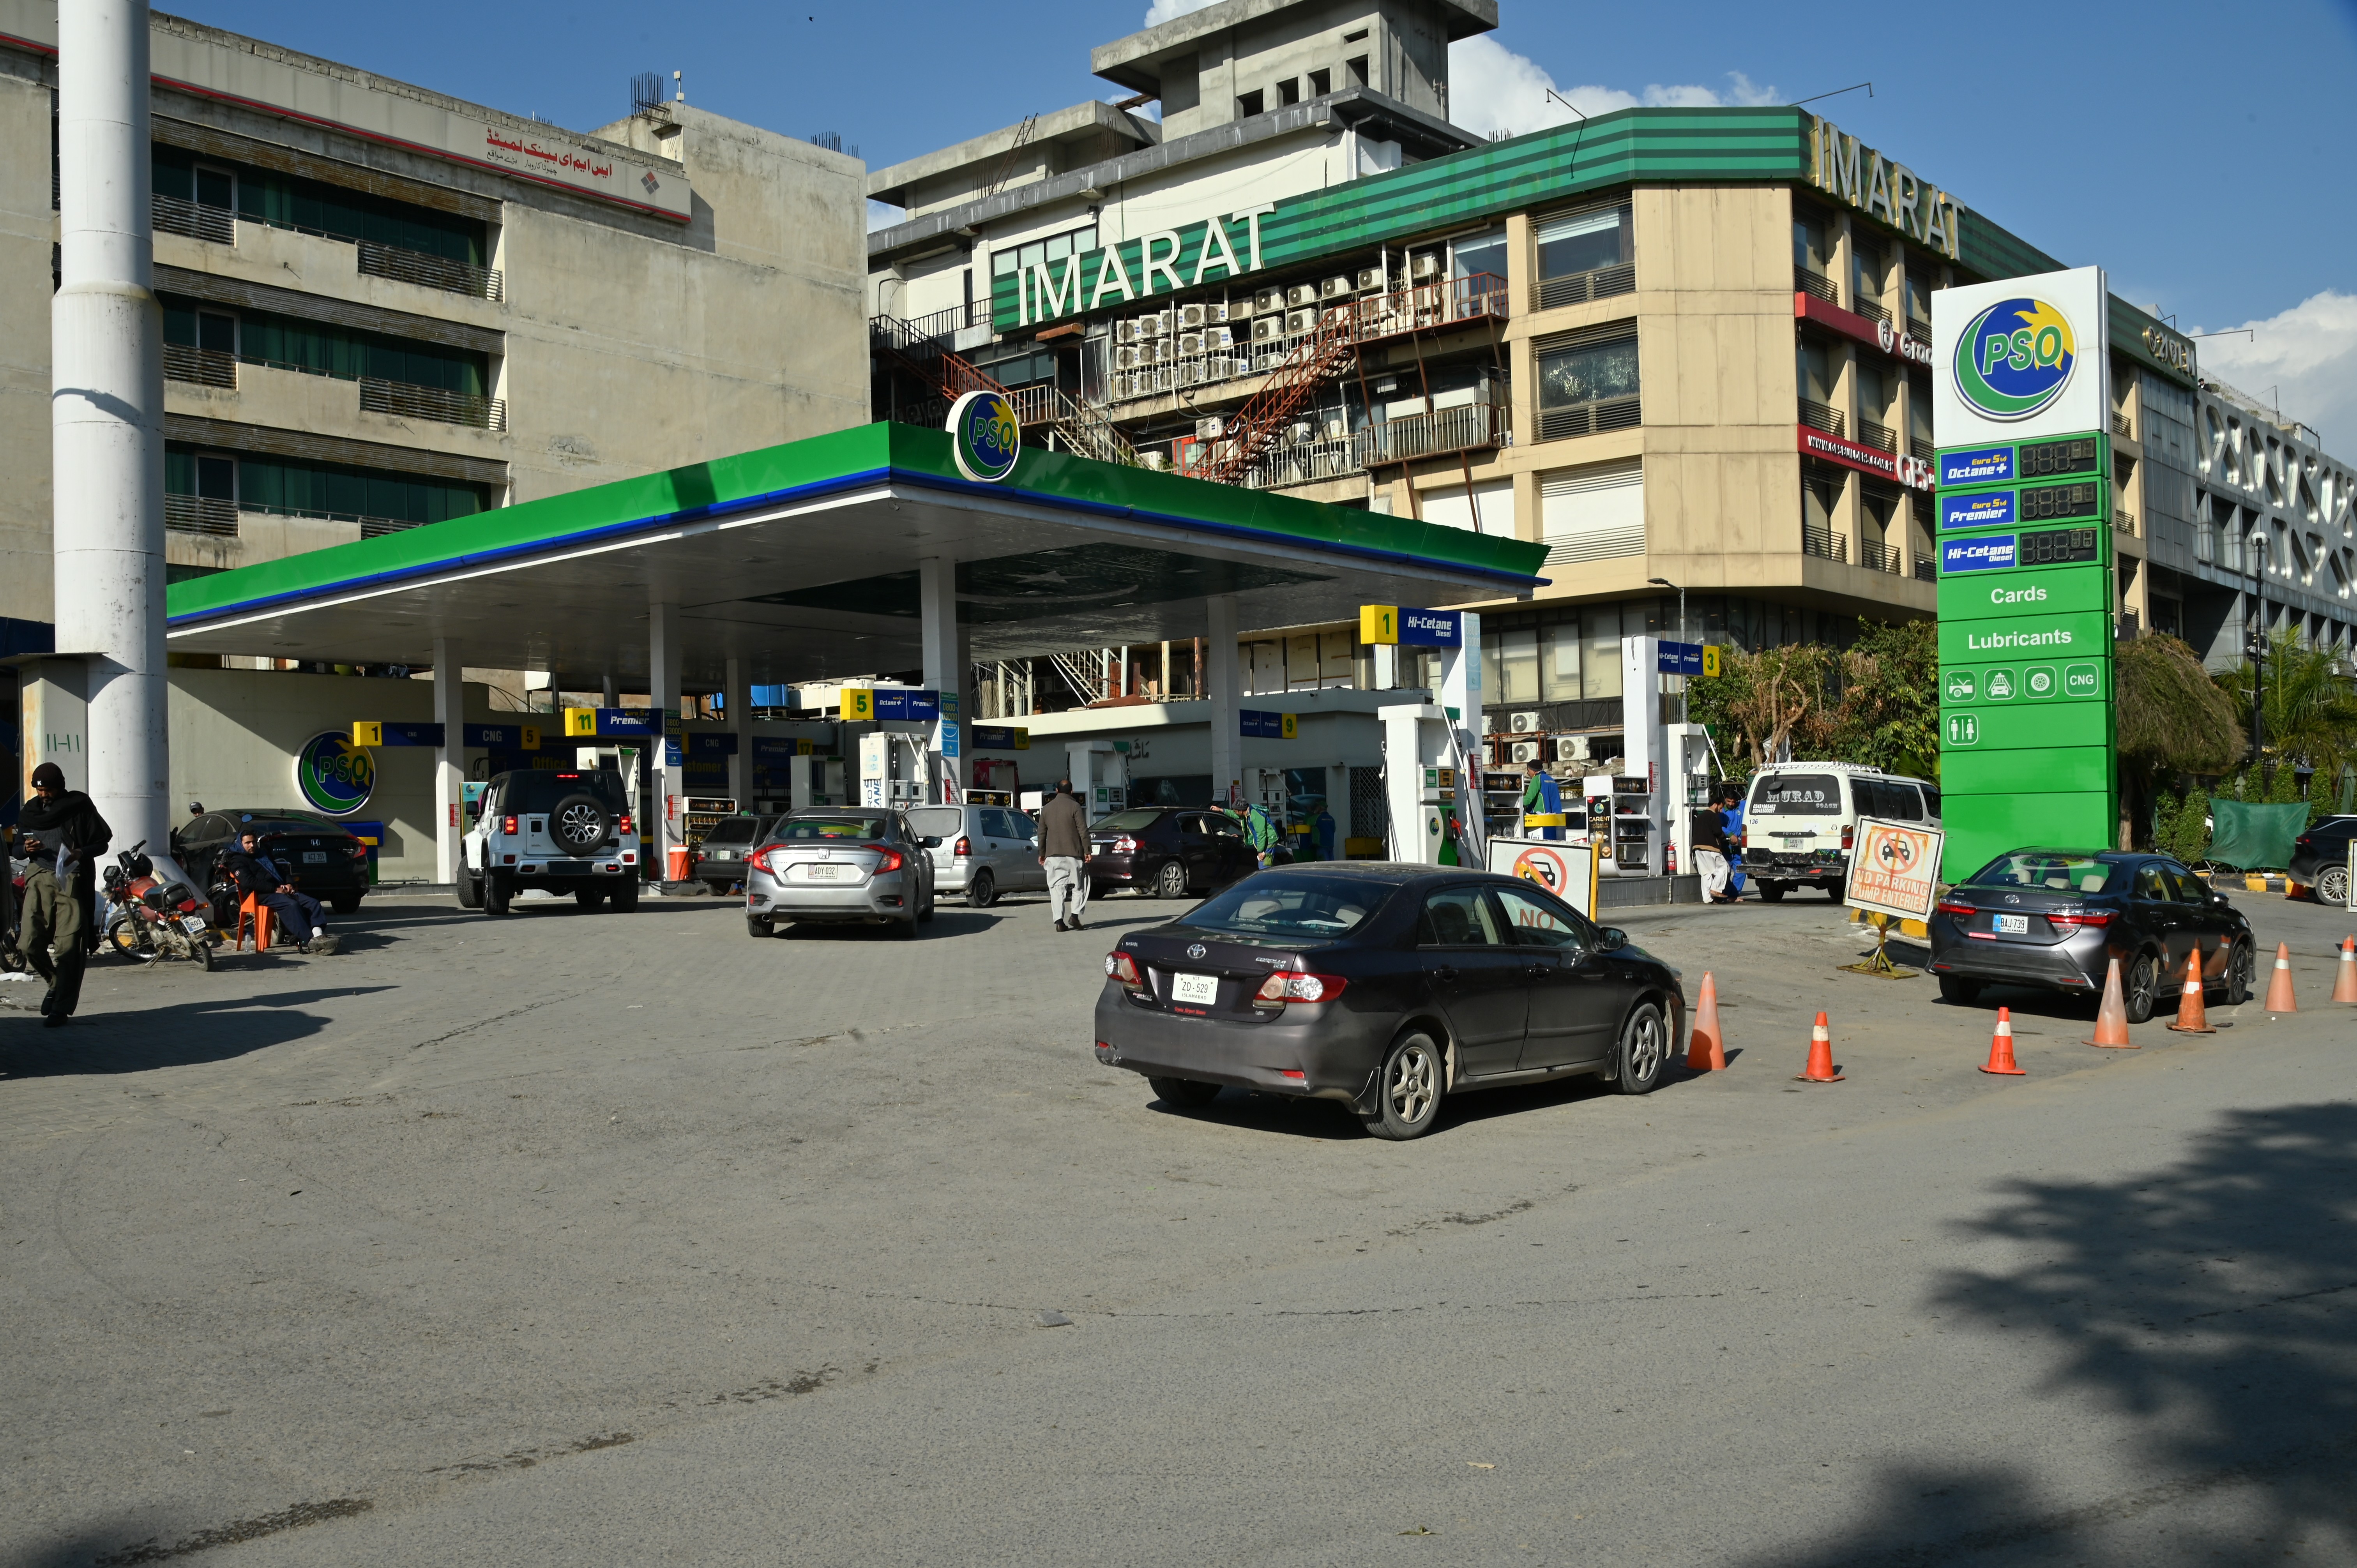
[1599,927,1629,951]
[2210,891,2231,907]
[921,836,943,849]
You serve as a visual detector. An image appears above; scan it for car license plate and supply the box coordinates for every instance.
[714,850,735,860]
[801,864,849,881]
[302,851,328,863]
[1172,972,1218,1005]
[180,914,207,935]
[1995,913,2029,934]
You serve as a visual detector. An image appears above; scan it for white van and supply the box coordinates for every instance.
[1738,763,1940,902]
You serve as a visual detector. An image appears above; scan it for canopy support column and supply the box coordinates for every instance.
[725,657,753,810]
[433,636,463,884]
[650,602,683,876]
[919,555,963,800]
[1207,594,1240,808]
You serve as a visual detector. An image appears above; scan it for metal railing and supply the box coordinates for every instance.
[1799,399,1846,439]
[1536,260,1635,311]
[1536,395,1640,443]
[887,299,993,347]
[1913,557,1936,582]
[1006,383,1137,466]
[1858,537,1899,574]
[1795,267,1839,305]
[1910,437,1935,463]
[152,193,234,245]
[2111,411,2134,440]
[1857,417,1898,453]
[1802,524,1846,562]
[1238,401,1512,490]
[163,343,237,388]
[2115,510,2138,537]
[1906,316,1931,344]
[164,493,238,536]
[358,240,502,302]
[359,377,506,431]
[1853,295,1892,326]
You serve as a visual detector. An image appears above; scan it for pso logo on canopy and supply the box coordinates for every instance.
[947,389,1021,483]
[1954,297,2077,421]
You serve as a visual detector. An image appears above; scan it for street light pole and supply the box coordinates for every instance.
[2247,531,2268,769]
[1649,576,1687,724]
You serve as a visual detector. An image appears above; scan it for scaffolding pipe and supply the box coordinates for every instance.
[54,0,167,852]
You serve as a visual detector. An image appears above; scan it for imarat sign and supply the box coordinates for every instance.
[1809,117,1963,260]
[1000,205,1276,328]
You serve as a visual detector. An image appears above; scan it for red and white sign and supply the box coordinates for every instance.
[1794,291,1932,367]
[1844,817,1945,921]
[1798,427,1935,492]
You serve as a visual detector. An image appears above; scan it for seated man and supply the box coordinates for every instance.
[221,831,338,954]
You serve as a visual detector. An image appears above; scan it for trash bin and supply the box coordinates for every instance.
[666,844,692,881]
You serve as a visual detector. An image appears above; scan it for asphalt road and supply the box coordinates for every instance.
[3,878,2352,1566]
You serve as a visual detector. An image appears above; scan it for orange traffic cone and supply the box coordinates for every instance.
[1980,1006,2026,1075]
[2264,941,2299,1013]
[2333,937,2357,1004]
[1795,1010,1842,1082]
[1686,972,1727,1071]
[2165,948,2214,1034]
[2084,957,2137,1048]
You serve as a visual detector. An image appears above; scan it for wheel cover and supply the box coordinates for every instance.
[2322,868,2350,902]
[2127,957,2156,1011]
[1159,862,1186,894]
[1626,1011,1663,1082]
[1386,1043,1436,1124]
[555,802,604,851]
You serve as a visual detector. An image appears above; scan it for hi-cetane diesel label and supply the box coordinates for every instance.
[1936,611,2111,666]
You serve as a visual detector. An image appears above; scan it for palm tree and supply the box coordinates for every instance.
[2214,630,2357,789]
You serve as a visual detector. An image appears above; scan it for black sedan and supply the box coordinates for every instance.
[1928,848,2255,1022]
[1093,864,1685,1140]
[2290,816,2357,905]
[174,807,373,913]
[1086,807,1259,898]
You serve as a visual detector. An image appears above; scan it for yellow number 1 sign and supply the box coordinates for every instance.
[352,721,383,747]
[1359,605,1400,645]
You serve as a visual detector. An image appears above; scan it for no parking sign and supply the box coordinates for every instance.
[1485,836,1598,920]
[1845,817,1944,922]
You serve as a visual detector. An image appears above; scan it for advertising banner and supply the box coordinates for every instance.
[1843,817,1945,922]
[1486,835,1599,921]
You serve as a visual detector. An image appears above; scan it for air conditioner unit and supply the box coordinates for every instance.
[1355,267,1386,292]
[1251,317,1282,344]
[1138,450,1170,471]
[1176,359,1207,387]
[1148,339,1171,364]
[1410,252,1442,281]
[1509,712,1542,733]
[1286,420,1315,443]
[1195,415,1228,440]
[1479,714,1494,736]
[1179,332,1205,357]
[1112,372,1141,399]
[1254,286,1286,314]
[1510,741,1542,765]
[1115,319,1140,344]
[1136,313,1163,338]
[1554,736,1590,763]
[1284,308,1315,335]
[1320,275,1353,299]
[1203,325,1234,350]
[1285,283,1318,308]
[1114,346,1141,370]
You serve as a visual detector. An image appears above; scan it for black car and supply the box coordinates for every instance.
[2289,816,2357,905]
[175,807,372,914]
[1927,848,2256,1021]
[1086,807,1258,898]
[692,814,776,893]
[1094,863,1685,1140]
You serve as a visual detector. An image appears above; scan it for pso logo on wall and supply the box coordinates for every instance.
[947,389,1021,483]
[294,730,375,816]
[1953,296,2078,422]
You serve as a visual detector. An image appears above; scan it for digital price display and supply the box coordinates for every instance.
[2017,526,2101,565]
[2017,437,2103,479]
[2018,482,2104,522]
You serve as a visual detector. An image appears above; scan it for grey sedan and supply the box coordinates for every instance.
[744,809,938,938]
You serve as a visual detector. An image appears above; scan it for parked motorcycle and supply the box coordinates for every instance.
[101,840,221,970]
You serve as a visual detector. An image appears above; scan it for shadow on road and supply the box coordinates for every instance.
[0,987,391,1078]
[1743,1102,2357,1566]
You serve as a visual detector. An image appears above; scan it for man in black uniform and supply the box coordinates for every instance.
[17,762,110,1025]
[221,830,337,954]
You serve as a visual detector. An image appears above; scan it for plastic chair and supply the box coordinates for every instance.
[233,892,275,953]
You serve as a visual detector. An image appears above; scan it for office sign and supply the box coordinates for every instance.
[1797,426,1936,491]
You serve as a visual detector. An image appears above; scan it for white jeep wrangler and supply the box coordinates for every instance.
[459,768,640,915]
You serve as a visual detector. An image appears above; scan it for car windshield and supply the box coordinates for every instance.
[1968,852,2122,894]
[1751,773,1841,814]
[700,818,765,846]
[1090,809,1164,833]
[908,807,965,839]
[1178,874,1389,938]
[498,771,627,812]
[778,816,888,840]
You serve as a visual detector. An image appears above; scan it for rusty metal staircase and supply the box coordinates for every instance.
[1198,307,1359,486]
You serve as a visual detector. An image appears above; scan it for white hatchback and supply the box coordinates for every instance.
[907,803,1043,908]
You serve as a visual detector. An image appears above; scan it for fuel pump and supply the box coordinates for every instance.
[1373,607,1485,865]
[1664,722,1713,877]
[857,731,928,808]
[1066,742,1127,823]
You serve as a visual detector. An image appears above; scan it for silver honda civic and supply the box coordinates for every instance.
[743,809,939,938]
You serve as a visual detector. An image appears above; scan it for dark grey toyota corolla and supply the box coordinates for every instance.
[1093,863,1685,1140]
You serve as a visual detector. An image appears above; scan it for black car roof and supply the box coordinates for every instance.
[215,811,355,831]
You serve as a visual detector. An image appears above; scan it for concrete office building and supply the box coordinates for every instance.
[0,2,866,650]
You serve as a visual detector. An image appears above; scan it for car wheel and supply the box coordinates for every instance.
[1611,1001,1668,1095]
[1091,880,1111,901]
[482,871,513,916]
[610,878,639,912]
[455,863,482,910]
[329,891,363,916]
[892,902,919,938]
[1937,974,1983,1005]
[1148,1076,1221,1109]
[2122,951,2159,1025]
[1363,1030,1444,1140]
[1758,882,1786,903]
[2317,865,2350,906]
[746,916,772,939]
[1154,859,1188,899]
[1823,882,1845,898]
[574,890,606,910]
[919,885,936,922]
[2224,939,2256,1005]
[967,870,997,909]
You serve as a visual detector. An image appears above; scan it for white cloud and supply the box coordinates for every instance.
[1142,0,1217,24]
[1445,35,1777,141]
[2194,291,2357,456]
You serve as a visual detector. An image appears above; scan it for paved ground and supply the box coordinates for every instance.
[2,876,2352,1566]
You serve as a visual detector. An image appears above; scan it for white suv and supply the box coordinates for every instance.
[1739,763,1940,902]
[460,768,640,915]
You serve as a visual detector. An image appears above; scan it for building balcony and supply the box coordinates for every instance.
[164,493,238,536]
[1852,296,1893,327]
[1802,524,1847,563]
[151,193,502,301]
[1910,437,1935,463]
[1858,537,1901,575]
[2112,411,2134,441]
[1799,399,1846,439]
[1857,416,1898,452]
[1913,557,1936,583]
[1906,315,1931,344]
[1535,260,1636,313]
[1237,401,1512,491]
[164,348,505,432]
[1795,267,1839,307]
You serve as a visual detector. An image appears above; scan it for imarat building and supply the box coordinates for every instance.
[869,0,2355,751]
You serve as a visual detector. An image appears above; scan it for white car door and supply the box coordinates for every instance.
[998,807,1045,889]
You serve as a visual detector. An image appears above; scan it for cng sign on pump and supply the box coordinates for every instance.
[1931,267,2116,880]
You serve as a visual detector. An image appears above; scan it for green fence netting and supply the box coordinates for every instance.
[2206,800,2310,871]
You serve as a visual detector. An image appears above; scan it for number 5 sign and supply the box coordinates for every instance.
[1844,816,1945,922]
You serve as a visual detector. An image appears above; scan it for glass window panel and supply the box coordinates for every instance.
[1581,607,1622,700]
[1018,241,1044,271]
[1452,228,1507,281]
[1498,627,1539,704]
[1793,213,1828,273]
[1045,232,1070,261]
[1537,338,1638,409]
[1540,621,1580,702]
[1480,632,1501,703]
[194,455,235,500]
[991,249,1018,277]
[1798,341,1833,403]
[1416,886,1504,946]
[1536,208,1625,279]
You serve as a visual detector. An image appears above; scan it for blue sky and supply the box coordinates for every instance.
[179,0,2357,445]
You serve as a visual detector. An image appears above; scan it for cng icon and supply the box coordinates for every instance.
[1946,713,1981,747]
[2064,662,2101,698]
[1954,297,2079,422]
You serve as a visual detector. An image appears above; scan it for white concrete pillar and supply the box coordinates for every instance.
[1207,593,1240,807]
[725,656,753,809]
[602,672,618,708]
[433,637,464,884]
[54,0,167,856]
[919,556,964,798]
[650,602,684,874]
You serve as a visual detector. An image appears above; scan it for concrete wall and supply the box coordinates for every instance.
[0,62,54,627]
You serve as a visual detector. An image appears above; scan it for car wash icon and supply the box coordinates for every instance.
[1985,668,2017,701]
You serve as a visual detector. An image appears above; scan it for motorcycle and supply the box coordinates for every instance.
[101,840,222,971]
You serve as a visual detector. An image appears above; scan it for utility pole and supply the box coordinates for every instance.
[2247,531,2268,771]
[1650,576,1687,724]
[54,0,168,853]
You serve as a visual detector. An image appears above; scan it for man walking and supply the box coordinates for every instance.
[17,762,109,1026]
[1037,778,1090,932]
[222,830,338,954]
[1689,798,1733,905]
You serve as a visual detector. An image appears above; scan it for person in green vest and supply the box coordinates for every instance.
[1520,759,1563,840]
[1241,800,1281,867]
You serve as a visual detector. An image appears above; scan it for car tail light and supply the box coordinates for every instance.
[747,848,776,874]
[1254,971,1347,1003]
[618,812,634,836]
[2295,835,2313,849]
[872,848,904,874]
[2047,911,2111,929]
[1113,836,1138,853]
[1105,950,1145,986]
[954,835,972,858]
[1841,824,1854,851]
[349,840,369,859]
[502,815,518,836]
[1936,900,1976,916]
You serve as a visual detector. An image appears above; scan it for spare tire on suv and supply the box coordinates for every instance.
[549,791,613,856]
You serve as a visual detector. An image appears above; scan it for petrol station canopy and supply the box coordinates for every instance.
[162,422,1549,688]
